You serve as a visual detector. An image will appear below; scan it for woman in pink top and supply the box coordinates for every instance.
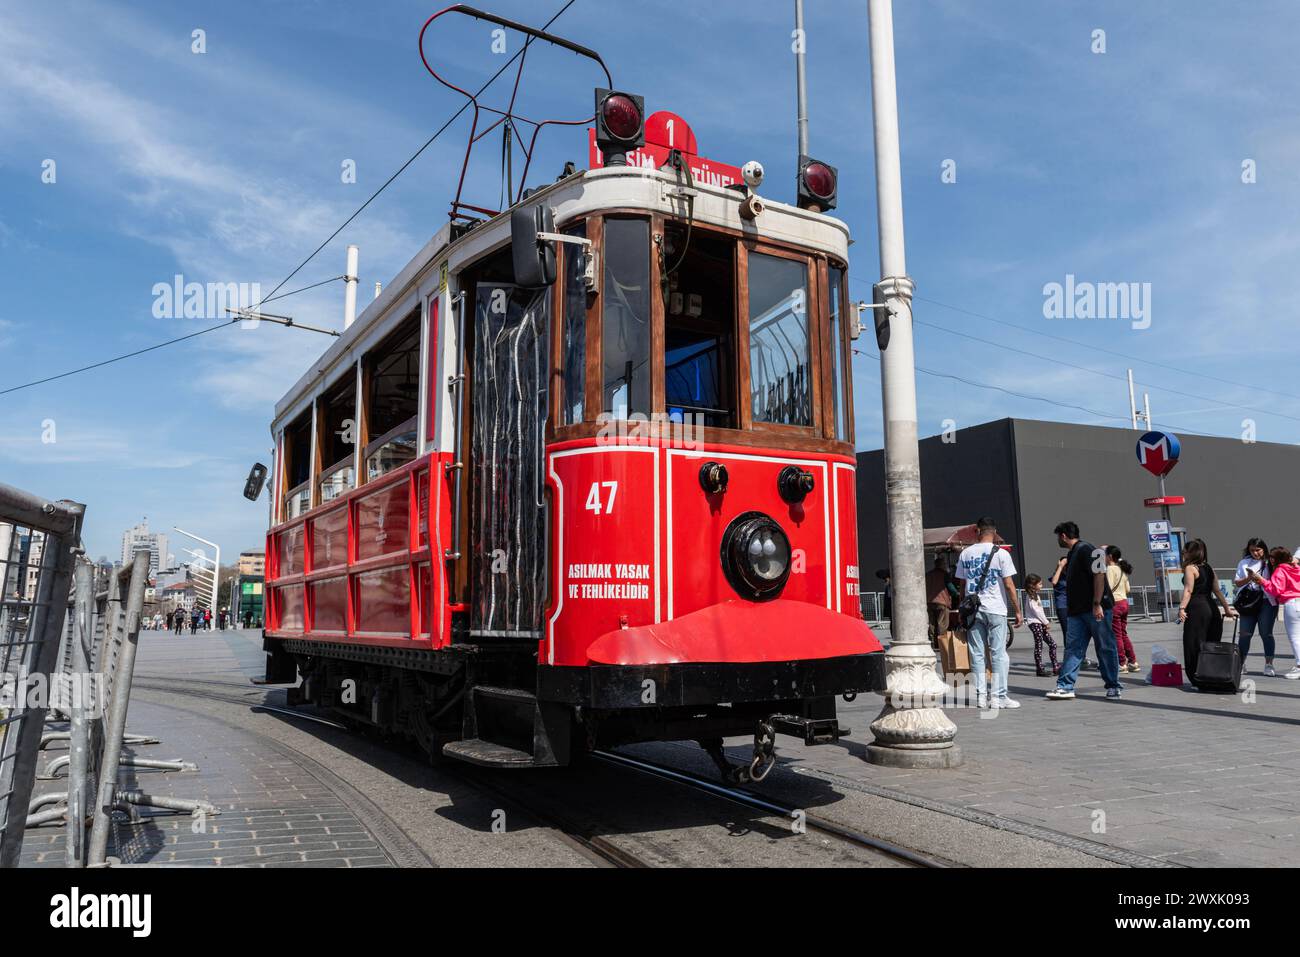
[1247,547,1300,679]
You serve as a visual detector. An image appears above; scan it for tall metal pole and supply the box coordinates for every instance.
[1127,369,1138,429]
[343,244,359,329]
[794,0,809,159]
[864,0,959,767]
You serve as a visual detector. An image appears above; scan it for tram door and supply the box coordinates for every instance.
[469,283,550,639]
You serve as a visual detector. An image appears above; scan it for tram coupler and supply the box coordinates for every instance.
[768,713,850,746]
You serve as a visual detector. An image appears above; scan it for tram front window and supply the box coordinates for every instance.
[602,217,651,419]
[663,227,735,429]
[747,252,811,428]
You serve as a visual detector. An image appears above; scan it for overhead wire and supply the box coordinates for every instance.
[0,0,581,399]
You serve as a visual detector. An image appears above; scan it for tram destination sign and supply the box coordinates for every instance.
[588,111,743,188]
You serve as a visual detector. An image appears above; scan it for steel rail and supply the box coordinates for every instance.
[592,749,950,868]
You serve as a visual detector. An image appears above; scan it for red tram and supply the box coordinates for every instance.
[253,7,885,781]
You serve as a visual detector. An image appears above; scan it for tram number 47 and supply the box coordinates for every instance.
[585,481,618,515]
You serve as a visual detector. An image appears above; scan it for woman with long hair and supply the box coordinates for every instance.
[1246,547,1300,679]
[1106,546,1138,672]
[1234,538,1278,676]
[1177,539,1237,689]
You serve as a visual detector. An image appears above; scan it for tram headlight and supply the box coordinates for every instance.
[721,512,792,601]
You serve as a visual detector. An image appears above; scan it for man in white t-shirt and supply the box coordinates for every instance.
[955,516,1023,709]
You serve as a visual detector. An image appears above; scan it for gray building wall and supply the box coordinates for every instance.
[858,418,1300,588]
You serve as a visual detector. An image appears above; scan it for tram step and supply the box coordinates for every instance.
[472,685,537,703]
[442,738,537,768]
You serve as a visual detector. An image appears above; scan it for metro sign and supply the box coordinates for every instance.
[1136,430,1181,477]
[588,110,743,188]
[1144,496,1186,507]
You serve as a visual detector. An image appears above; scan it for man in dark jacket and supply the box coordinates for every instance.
[1046,521,1122,701]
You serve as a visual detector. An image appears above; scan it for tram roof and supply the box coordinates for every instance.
[272,166,853,428]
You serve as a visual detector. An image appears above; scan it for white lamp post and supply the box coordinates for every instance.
[864,0,960,767]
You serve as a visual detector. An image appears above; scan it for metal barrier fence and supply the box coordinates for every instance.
[3,486,218,868]
[858,583,1177,631]
[0,485,83,868]
[26,550,218,866]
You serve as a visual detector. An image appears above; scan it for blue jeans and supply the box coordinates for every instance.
[1238,601,1278,660]
[966,610,1009,701]
[1057,610,1121,691]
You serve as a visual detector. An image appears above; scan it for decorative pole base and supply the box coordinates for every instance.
[866,643,963,768]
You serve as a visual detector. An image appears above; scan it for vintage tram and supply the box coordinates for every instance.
[255,9,884,781]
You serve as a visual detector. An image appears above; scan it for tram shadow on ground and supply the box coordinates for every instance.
[433,746,852,844]
[242,692,856,852]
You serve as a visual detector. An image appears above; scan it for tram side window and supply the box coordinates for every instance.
[283,413,312,519]
[828,265,848,442]
[364,312,420,481]
[318,375,357,503]
[602,217,651,419]
[748,252,811,428]
[560,222,587,425]
[663,226,735,429]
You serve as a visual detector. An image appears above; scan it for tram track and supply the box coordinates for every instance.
[129,675,941,868]
[591,749,949,868]
[130,676,652,868]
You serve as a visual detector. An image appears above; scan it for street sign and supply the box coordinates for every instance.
[1136,431,1181,477]
[1144,495,1186,507]
[588,110,744,187]
[1146,518,1171,552]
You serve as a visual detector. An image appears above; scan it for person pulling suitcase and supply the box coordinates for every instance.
[1195,618,1245,693]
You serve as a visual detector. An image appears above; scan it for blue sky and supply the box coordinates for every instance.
[1,0,1298,562]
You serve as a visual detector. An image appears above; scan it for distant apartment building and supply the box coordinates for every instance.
[160,581,197,616]
[238,551,265,577]
[0,525,46,602]
[121,518,169,578]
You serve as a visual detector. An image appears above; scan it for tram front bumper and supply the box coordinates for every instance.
[537,651,886,710]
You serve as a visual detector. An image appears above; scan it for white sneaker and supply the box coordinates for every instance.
[1045,688,1075,700]
[1265,665,1277,677]
[1285,668,1300,680]
[992,697,1021,709]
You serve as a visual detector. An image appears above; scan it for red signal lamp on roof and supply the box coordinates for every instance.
[797,155,838,212]
[595,88,645,167]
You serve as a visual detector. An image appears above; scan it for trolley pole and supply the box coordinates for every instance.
[864,0,960,768]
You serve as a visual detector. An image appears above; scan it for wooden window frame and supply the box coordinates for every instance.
[545,210,850,455]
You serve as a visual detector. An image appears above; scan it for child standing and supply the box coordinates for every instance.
[1024,574,1060,677]
[1106,546,1139,672]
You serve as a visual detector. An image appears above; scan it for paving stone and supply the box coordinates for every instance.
[777,621,1300,867]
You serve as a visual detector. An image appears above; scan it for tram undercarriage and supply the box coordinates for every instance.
[269,638,882,781]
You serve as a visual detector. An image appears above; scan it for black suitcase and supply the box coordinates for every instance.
[1196,621,1243,692]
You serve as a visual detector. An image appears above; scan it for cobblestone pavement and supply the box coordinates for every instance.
[22,620,1292,868]
[20,630,393,867]
[20,630,593,868]
[771,619,1300,867]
